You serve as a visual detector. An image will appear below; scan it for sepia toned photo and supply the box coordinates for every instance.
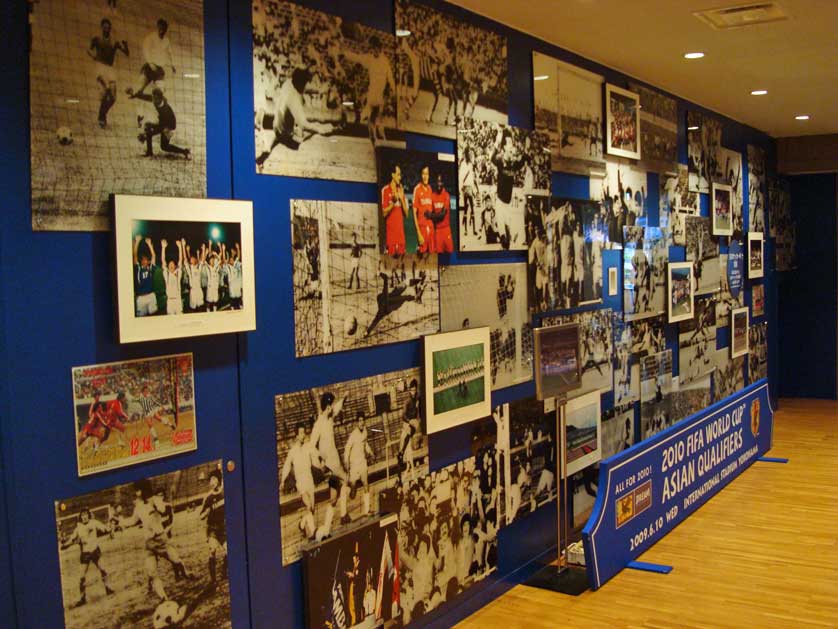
[687,110,722,193]
[659,164,699,246]
[679,296,717,386]
[601,404,634,459]
[627,81,677,172]
[748,144,767,233]
[590,159,647,243]
[748,322,768,384]
[685,216,721,295]
[731,306,749,358]
[640,349,672,440]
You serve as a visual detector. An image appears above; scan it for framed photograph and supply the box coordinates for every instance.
[605,84,641,160]
[731,306,750,358]
[423,327,491,433]
[544,309,613,398]
[711,182,733,236]
[623,226,666,321]
[608,267,618,296]
[748,232,765,278]
[534,323,582,400]
[564,389,602,476]
[687,111,723,193]
[752,284,765,318]
[667,262,694,323]
[114,195,256,343]
[72,353,197,477]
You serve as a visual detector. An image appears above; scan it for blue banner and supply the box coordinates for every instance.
[582,381,773,589]
[728,240,744,298]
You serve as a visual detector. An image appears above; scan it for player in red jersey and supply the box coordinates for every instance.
[101,391,129,448]
[430,173,454,253]
[381,164,408,257]
[412,166,435,254]
[77,391,108,452]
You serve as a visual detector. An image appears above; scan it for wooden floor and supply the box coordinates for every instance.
[457,399,838,628]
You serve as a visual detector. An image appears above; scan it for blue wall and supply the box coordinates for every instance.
[0,0,780,627]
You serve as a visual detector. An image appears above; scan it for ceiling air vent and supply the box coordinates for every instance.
[694,3,788,30]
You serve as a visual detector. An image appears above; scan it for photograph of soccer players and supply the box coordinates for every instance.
[423,328,491,433]
[687,110,723,194]
[678,296,717,386]
[532,51,605,176]
[499,396,559,523]
[30,0,206,231]
[659,164,699,246]
[544,309,614,398]
[752,284,765,318]
[685,215,721,295]
[290,199,439,358]
[72,353,196,476]
[601,404,634,459]
[669,375,712,426]
[394,0,508,140]
[623,226,667,321]
[527,196,610,313]
[252,0,405,183]
[640,349,673,440]
[376,147,457,256]
[590,159,648,245]
[627,81,678,173]
[717,147,744,238]
[748,232,765,278]
[731,307,750,358]
[714,348,745,402]
[712,183,733,237]
[747,322,768,384]
[114,195,256,343]
[440,263,532,391]
[303,514,399,629]
[54,461,231,629]
[748,144,767,233]
[532,323,581,401]
[667,262,694,323]
[565,391,602,475]
[605,84,641,160]
[275,368,428,566]
[457,119,551,251]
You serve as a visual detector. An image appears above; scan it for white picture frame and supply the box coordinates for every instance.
[563,389,602,477]
[605,83,641,160]
[712,182,734,236]
[114,195,256,343]
[667,261,695,323]
[423,327,491,433]
[608,266,618,296]
[730,306,750,358]
[748,231,765,279]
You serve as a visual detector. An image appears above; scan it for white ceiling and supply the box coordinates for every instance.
[445,0,838,138]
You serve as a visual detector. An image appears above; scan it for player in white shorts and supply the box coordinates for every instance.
[161,238,184,315]
[205,242,221,311]
[344,411,374,518]
[133,235,158,316]
[340,36,395,145]
[185,242,206,311]
[280,425,320,539]
[225,243,243,309]
[311,392,349,535]
[61,507,115,608]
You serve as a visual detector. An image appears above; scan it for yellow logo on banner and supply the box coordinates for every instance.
[616,494,634,528]
[750,399,760,437]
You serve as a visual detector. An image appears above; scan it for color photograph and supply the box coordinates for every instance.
[712,182,733,236]
[533,323,582,400]
[72,353,197,477]
[544,309,613,399]
[565,390,602,476]
[54,461,231,629]
[731,307,750,358]
[114,195,256,343]
[752,284,765,318]
[748,232,764,279]
[30,0,207,231]
[605,84,641,160]
[667,262,694,323]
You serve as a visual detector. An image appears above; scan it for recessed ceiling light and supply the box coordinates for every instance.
[750,89,768,96]
[688,125,700,131]
[342,101,354,107]
[795,114,810,120]
[533,74,549,81]
[395,29,411,37]
[684,52,705,59]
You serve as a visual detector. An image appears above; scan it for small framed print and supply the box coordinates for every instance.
[423,327,491,433]
[667,262,694,323]
[752,284,765,318]
[748,231,764,278]
[534,323,582,400]
[605,83,641,160]
[608,266,618,296]
[564,389,602,476]
[114,195,256,343]
[731,306,749,358]
[712,183,733,236]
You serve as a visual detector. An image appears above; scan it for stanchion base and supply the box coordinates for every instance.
[523,563,589,596]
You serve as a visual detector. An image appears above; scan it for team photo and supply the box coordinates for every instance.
[605,84,641,160]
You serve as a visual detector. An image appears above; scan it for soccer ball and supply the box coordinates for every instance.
[56,126,73,146]
[152,600,186,628]
[344,315,358,336]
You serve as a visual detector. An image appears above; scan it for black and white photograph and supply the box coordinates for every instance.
[669,375,712,425]
[716,252,745,328]
[627,81,677,173]
[55,461,231,629]
[544,309,614,399]
[253,0,405,183]
[533,323,582,400]
[768,177,792,240]
[590,160,648,241]
[752,284,765,318]
[712,182,733,237]
[748,322,768,385]
[379,451,500,624]
[687,110,723,193]
[275,367,428,566]
[623,226,667,321]
[30,0,207,232]
[114,195,256,343]
[714,348,745,401]
[395,0,508,139]
[72,353,197,477]
[532,52,605,175]
[640,350,673,440]
[605,84,641,160]
[667,262,694,323]
[440,263,532,391]
[378,147,457,256]
[501,397,558,524]
[748,232,765,279]
[685,216,721,295]
[612,318,640,406]
[291,199,439,358]
[748,144,767,233]
[601,404,635,459]
[718,147,744,237]
[527,196,610,313]
[302,514,400,629]
[731,306,749,358]
[565,390,602,476]
[659,164,699,246]
[678,296,717,386]
[457,119,551,251]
